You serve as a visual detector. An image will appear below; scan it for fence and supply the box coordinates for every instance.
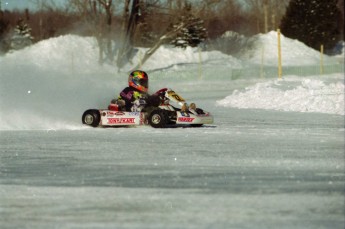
[149,62,344,81]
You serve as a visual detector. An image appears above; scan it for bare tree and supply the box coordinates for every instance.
[116,0,140,68]
[116,0,167,68]
[130,3,207,72]
[338,0,344,39]
[130,20,197,71]
[28,0,211,70]
[244,0,290,33]
[65,0,116,64]
[194,0,245,38]
[98,0,113,63]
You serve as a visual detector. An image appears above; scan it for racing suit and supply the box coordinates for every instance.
[118,86,146,111]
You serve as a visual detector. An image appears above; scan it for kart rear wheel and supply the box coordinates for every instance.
[82,109,100,127]
[148,110,167,128]
[191,124,203,127]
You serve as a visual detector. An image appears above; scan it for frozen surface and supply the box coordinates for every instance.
[0,33,344,228]
[1,108,344,229]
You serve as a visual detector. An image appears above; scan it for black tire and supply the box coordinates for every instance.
[191,124,203,127]
[148,110,167,128]
[195,108,205,114]
[82,109,100,127]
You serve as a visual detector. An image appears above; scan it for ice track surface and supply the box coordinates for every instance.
[1,97,344,229]
[1,34,344,228]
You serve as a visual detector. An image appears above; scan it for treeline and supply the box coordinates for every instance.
[0,0,343,58]
[0,0,291,49]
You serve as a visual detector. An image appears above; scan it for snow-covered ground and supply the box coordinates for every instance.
[0,32,344,228]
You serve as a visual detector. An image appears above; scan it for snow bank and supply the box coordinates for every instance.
[0,35,119,130]
[2,35,108,74]
[125,45,243,71]
[235,31,336,66]
[0,34,343,130]
[217,73,344,115]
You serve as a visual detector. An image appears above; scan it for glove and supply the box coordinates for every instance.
[139,98,147,105]
[146,94,161,107]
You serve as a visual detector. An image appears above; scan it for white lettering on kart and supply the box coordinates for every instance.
[107,118,136,124]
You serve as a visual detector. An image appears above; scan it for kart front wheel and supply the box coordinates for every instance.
[82,109,100,127]
[148,110,167,128]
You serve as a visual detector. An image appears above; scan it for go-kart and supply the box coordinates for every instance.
[82,88,214,128]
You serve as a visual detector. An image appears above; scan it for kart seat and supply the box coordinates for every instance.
[108,104,119,111]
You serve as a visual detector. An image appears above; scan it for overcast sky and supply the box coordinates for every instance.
[1,0,249,12]
[1,0,67,11]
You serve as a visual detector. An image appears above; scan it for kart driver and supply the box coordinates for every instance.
[117,70,149,111]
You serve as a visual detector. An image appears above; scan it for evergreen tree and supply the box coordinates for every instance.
[0,10,10,53]
[10,18,34,50]
[280,0,342,53]
[170,4,207,49]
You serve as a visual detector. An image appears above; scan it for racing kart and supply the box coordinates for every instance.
[82,88,213,128]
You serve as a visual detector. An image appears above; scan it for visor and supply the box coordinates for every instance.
[139,79,148,88]
[134,78,148,87]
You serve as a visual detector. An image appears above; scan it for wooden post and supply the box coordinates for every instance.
[320,44,324,74]
[198,47,202,80]
[71,51,75,73]
[277,29,282,79]
[264,4,268,33]
[138,50,142,69]
[261,46,265,78]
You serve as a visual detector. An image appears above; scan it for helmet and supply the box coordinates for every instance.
[128,70,148,93]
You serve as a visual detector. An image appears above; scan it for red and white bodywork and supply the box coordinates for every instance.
[82,88,214,128]
[100,111,145,126]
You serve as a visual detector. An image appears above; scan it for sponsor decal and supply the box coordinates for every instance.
[180,112,190,117]
[107,118,135,124]
[115,112,125,116]
[178,117,195,122]
[106,111,115,116]
[107,111,125,117]
[167,91,185,102]
[129,112,141,116]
